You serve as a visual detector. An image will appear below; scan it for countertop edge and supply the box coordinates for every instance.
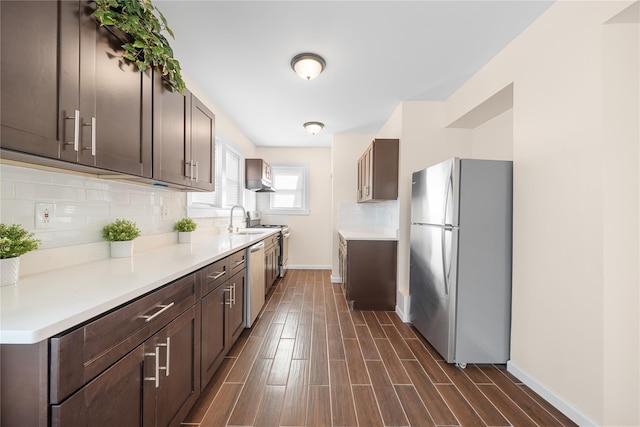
[0,230,278,344]
[338,229,398,241]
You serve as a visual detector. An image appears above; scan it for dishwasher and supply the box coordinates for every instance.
[246,241,265,327]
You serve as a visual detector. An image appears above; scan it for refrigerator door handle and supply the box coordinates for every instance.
[443,160,453,226]
[441,226,449,295]
[442,225,454,295]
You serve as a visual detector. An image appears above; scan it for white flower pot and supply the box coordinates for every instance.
[178,232,192,243]
[110,240,134,258]
[1,257,20,287]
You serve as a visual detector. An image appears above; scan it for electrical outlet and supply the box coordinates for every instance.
[35,202,55,229]
[162,206,170,221]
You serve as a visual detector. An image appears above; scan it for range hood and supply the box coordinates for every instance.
[245,158,275,192]
[246,178,275,192]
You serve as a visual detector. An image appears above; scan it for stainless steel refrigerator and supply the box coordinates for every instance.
[409,158,513,366]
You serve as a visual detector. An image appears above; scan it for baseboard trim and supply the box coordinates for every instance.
[395,305,410,322]
[506,361,597,426]
[288,265,331,271]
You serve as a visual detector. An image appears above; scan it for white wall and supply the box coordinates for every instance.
[256,147,332,270]
[441,1,639,424]
[470,109,513,161]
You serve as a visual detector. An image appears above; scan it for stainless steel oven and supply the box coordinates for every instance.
[246,211,290,278]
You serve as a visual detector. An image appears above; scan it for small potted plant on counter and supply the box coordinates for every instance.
[102,218,141,258]
[0,223,41,286]
[174,217,197,243]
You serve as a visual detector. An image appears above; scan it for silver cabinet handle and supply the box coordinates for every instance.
[157,337,170,377]
[233,259,245,267]
[194,161,199,183]
[82,117,96,156]
[207,270,226,280]
[231,283,236,306]
[64,110,80,150]
[140,302,175,323]
[144,346,160,388]
[224,287,232,306]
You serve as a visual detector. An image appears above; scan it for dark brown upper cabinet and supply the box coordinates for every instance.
[153,73,215,191]
[357,138,399,202]
[1,1,152,177]
[245,158,273,191]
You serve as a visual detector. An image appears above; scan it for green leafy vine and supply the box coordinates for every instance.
[93,0,185,94]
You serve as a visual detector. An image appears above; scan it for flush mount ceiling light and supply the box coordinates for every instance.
[303,121,324,135]
[291,53,326,80]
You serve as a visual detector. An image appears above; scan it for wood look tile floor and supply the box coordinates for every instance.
[182,269,576,427]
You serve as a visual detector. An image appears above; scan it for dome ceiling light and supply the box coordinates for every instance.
[291,53,326,80]
[303,121,324,135]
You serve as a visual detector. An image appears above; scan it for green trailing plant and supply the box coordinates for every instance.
[93,0,185,94]
[102,219,141,242]
[174,217,197,233]
[0,223,41,259]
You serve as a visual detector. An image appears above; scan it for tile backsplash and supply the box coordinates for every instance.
[337,200,399,233]
[1,163,186,249]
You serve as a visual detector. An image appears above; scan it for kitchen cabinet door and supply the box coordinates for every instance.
[356,139,399,202]
[51,345,145,427]
[153,73,190,187]
[342,238,397,311]
[200,259,245,391]
[77,2,152,176]
[146,305,200,427]
[188,96,216,191]
[200,284,227,389]
[227,269,246,345]
[1,1,63,158]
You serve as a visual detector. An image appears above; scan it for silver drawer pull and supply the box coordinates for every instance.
[233,259,245,266]
[141,302,175,323]
[207,270,226,280]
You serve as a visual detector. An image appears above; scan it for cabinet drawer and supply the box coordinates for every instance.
[50,273,196,404]
[229,249,247,276]
[201,257,230,297]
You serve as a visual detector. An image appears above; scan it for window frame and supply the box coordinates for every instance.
[265,163,310,216]
[187,138,245,218]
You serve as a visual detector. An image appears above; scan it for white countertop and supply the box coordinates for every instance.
[338,229,398,241]
[0,230,277,344]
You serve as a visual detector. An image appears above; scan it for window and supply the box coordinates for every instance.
[187,138,244,217]
[267,164,310,215]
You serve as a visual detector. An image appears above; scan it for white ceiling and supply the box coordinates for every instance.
[157,1,553,148]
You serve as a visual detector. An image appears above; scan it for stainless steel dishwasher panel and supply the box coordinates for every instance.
[246,241,266,327]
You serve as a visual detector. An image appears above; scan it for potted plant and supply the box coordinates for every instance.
[0,223,40,286]
[102,219,141,258]
[93,0,185,94]
[174,217,197,243]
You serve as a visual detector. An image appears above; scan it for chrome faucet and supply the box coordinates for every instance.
[228,205,246,233]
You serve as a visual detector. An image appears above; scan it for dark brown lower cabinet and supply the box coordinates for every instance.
[51,306,199,427]
[341,238,397,311]
[0,253,249,426]
[200,268,245,390]
[51,345,145,427]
